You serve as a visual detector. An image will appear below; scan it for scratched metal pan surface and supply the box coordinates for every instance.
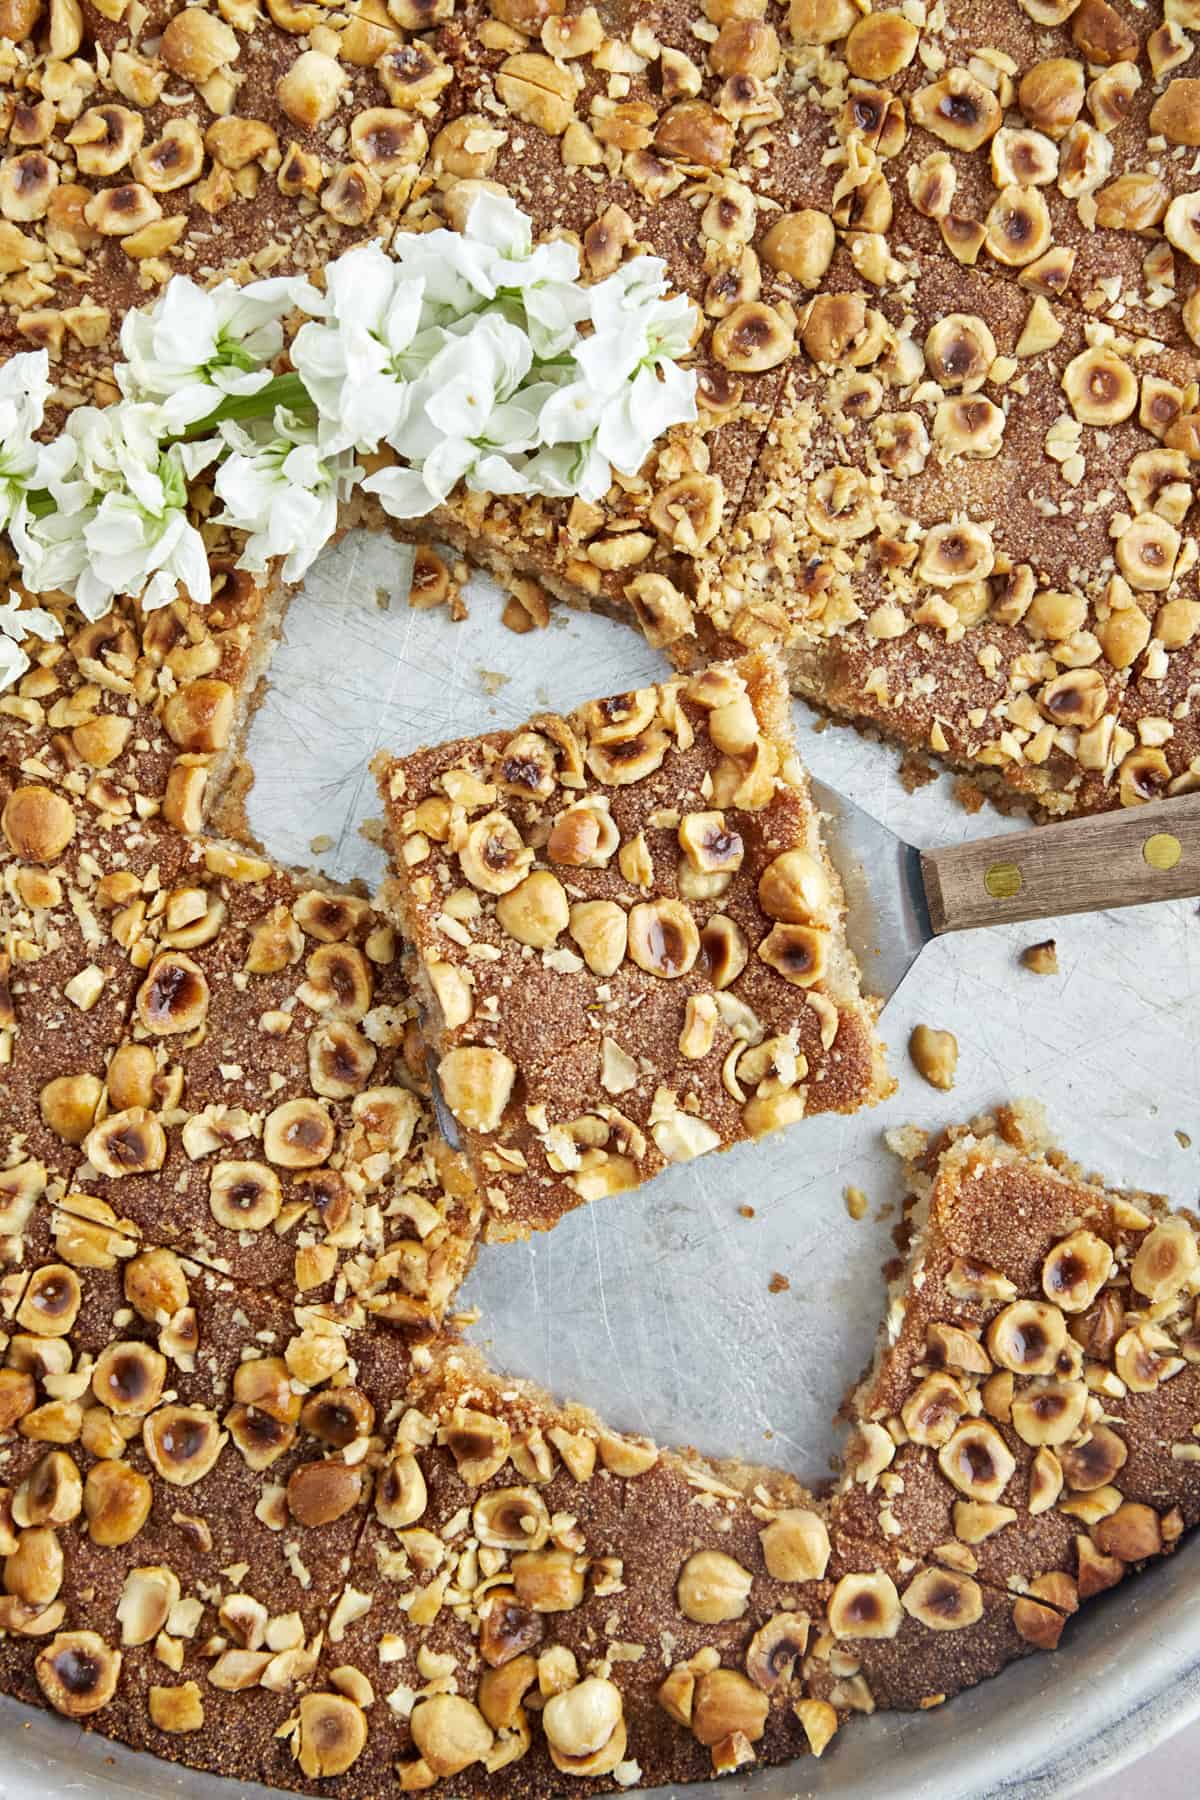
[3,529,1198,1799]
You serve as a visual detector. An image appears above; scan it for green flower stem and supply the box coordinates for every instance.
[22,370,318,522]
[21,372,317,521]
[179,370,312,439]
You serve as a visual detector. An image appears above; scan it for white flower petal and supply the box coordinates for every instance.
[362,463,441,520]
[0,635,30,692]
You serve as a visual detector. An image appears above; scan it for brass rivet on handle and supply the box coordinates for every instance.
[984,861,1022,899]
[1143,832,1182,871]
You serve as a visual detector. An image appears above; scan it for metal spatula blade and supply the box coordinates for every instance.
[806,777,932,1009]
[808,778,1200,1011]
[419,1007,465,1150]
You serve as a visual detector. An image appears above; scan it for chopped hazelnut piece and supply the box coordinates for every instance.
[909,1025,958,1091]
[1021,940,1059,976]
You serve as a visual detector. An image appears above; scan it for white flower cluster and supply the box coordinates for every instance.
[291,193,697,521]
[0,193,698,689]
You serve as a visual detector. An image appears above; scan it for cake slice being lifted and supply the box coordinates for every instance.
[373,648,892,1241]
[835,1103,1200,1625]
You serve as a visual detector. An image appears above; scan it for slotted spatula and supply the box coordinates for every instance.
[426,788,1200,1146]
[812,782,1200,1008]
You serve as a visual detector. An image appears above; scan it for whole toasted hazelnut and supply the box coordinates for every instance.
[300,1386,375,1448]
[546,802,618,868]
[845,9,918,79]
[938,1420,1016,1498]
[495,870,569,948]
[134,119,204,191]
[758,923,827,987]
[277,49,347,129]
[676,1549,753,1623]
[35,1631,121,1717]
[712,301,794,372]
[912,70,1000,152]
[692,1667,768,1746]
[901,1567,984,1631]
[757,849,829,924]
[828,1570,902,1640]
[459,811,534,894]
[627,899,699,978]
[39,1073,102,1145]
[16,1264,81,1337]
[542,1677,624,1772]
[135,953,210,1035]
[2,786,75,863]
[85,1108,167,1179]
[512,1547,584,1613]
[411,1693,494,1777]
[209,1160,282,1231]
[124,1247,189,1323]
[1019,58,1085,138]
[143,1405,224,1487]
[294,1692,368,1778]
[287,1459,363,1527]
[262,1098,335,1169]
[761,209,835,288]
[92,1340,167,1417]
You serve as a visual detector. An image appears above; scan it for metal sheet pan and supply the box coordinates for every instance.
[3,529,1197,1797]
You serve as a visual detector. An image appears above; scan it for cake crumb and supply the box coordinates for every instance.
[768,1271,790,1294]
[309,834,333,854]
[1021,939,1059,975]
[478,669,510,697]
[1177,1130,1192,1150]
[738,1204,756,1219]
[899,754,937,793]
[844,1186,869,1221]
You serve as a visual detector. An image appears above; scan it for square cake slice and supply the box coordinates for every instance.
[374,648,891,1240]
[834,1103,1200,1613]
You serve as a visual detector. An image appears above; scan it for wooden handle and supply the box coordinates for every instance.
[920,792,1200,934]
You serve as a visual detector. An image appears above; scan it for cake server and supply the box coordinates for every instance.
[811,782,1200,1008]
